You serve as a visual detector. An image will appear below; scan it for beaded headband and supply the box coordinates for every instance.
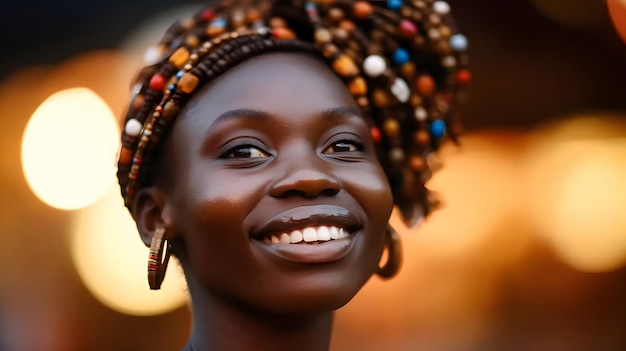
[117,0,469,227]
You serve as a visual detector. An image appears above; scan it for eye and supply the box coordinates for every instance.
[222,145,271,159]
[322,139,364,154]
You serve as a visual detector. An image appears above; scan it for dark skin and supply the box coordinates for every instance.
[133,53,394,351]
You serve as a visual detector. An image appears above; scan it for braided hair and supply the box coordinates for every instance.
[116,0,469,227]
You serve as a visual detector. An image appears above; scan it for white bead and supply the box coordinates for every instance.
[433,1,450,15]
[428,28,441,40]
[363,55,387,77]
[125,118,143,137]
[130,83,142,95]
[414,107,428,121]
[143,46,163,65]
[450,34,469,51]
[390,78,410,103]
[442,56,457,68]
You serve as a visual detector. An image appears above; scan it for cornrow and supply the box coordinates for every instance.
[117,0,470,227]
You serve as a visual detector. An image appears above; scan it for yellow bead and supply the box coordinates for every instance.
[169,47,190,68]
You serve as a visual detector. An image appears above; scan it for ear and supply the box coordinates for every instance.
[132,186,174,248]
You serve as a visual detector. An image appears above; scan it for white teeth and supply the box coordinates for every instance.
[330,226,339,239]
[290,230,303,243]
[303,227,317,242]
[279,233,291,244]
[266,226,350,244]
[318,226,331,241]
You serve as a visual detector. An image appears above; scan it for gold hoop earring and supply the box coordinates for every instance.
[376,225,402,279]
[148,228,171,290]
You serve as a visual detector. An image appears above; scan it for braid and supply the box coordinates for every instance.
[117,0,470,227]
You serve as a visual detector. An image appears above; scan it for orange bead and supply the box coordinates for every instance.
[206,25,225,37]
[416,75,435,96]
[409,155,425,171]
[131,94,145,112]
[383,118,400,137]
[269,17,287,28]
[400,62,416,79]
[348,77,367,95]
[339,20,355,33]
[119,147,134,164]
[332,55,358,77]
[245,9,262,23]
[178,73,200,94]
[373,89,389,108]
[353,1,373,19]
[413,130,430,145]
[170,47,189,68]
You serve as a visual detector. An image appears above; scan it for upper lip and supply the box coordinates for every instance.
[250,205,362,239]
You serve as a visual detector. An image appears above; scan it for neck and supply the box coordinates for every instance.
[182,290,334,351]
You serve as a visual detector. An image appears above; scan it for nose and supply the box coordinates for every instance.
[269,162,341,199]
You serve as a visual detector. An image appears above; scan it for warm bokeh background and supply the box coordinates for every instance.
[1,0,625,350]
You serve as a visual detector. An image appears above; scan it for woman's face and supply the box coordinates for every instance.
[160,53,393,314]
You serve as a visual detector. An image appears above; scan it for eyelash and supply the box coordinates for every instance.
[220,143,271,159]
[322,137,364,154]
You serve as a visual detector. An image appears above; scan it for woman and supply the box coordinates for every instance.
[116,0,469,349]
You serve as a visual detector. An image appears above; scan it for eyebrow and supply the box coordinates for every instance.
[210,106,362,128]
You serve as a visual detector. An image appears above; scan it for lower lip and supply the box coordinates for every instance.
[252,236,356,264]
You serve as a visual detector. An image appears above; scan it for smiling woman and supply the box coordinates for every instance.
[114,0,468,350]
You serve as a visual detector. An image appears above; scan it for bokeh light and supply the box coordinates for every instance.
[21,88,119,210]
[531,0,602,29]
[608,0,626,43]
[71,187,189,316]
[526,116,626,272]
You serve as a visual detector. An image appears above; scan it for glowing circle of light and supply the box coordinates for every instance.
[21,88,119,210]
[607,0,626,44]
[71,187,188,316]
[526,117,626,272]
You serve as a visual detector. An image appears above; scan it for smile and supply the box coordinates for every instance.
[262,225,351,244]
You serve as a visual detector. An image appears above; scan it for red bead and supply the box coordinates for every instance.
[456,69,471,84]
[272,27,296,40]
[370,126,382,143]
[398,20,418,38]
[201,8,215,21]
[149,73,166,91]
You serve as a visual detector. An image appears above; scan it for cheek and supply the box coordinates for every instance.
[341,165,394,223]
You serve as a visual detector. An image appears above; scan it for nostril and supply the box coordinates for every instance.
[269,170,341,198]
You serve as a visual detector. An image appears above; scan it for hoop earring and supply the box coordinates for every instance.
[148,227,171,290]
[376,225,402,279]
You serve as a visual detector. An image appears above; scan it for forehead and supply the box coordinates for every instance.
[177,52,358,129]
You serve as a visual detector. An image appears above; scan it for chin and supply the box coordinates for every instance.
[255,270,374,316]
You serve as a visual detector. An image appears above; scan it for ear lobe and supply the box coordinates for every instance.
[132,187,172,248]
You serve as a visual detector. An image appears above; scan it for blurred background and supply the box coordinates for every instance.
[1,0,626,350]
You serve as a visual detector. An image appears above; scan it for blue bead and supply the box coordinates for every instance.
[176,71,184,79]
[450,34,468,51]
[387,0,403,10]
[212,18,226,27]
[168,84,176,91]
[305,2,316,10]
[430,120,446,139]
[392,48,410,65]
